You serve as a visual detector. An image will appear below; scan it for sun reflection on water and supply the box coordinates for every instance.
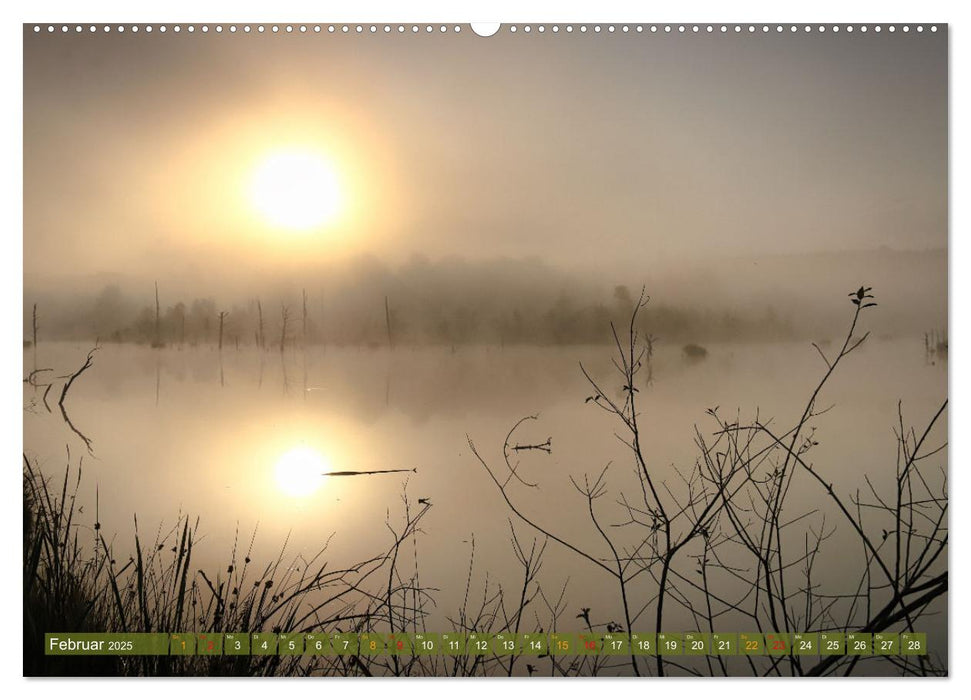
[274,446,328,497]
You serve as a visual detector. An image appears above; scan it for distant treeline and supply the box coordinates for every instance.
[25,285,794,350]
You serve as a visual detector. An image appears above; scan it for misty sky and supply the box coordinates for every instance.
[24,26,947,285]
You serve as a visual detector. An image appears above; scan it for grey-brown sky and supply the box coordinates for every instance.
[24,26,946,285]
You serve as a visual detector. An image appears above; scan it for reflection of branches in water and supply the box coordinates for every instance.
[280,351,290,395]
[325,468,417,477]
[24,367,52,387]
[57,348,98,454]
[498,416,551,489]
[23,349,98,453]
[512,430,552,454]
[59,403,93,454]
[472,287,947,677]
[24,368,55,413]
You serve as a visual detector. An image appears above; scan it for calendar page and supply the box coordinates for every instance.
[22,19,947,679]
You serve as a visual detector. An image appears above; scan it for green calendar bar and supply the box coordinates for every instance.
[41,630,930,657]
[44,633,170,655]
[657,633,683,655]
[712,633,737,655]
[304,633,330,655]
[251,632,278,655]
[359,632,385,655]
[684,632,710,656]
[196,632,223,655]
[224,633,250,655]
[278,633,303,655]
[820,632,845,655]
[602,633,629,656]
[441,632,466,655]
[386,632,412,655]
[549,632,576,655]
[901,633,927,656]
[414,633,441,655]
[847,632,872,655]
[740,633,763,655]
[577,633,602,655]
[630,633,656,655]
[766,632,792,655]
[170,633,195,655]
[467,632,492,655]
[492,632,519,655]
[331,632,358,655]
[521,633,548,656]
[793,633,818,655]
[874,633,899,655]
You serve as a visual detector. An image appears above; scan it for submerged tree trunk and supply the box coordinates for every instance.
[302,288,308,347]
[32,303,38,369]
[217,311,227,351]
[257,299,265,350]
[385,295,394,350]
[154,281,161,347]
[280,305,289,353]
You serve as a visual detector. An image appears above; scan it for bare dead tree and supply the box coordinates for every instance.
[385,295,394,350]
[59,347,97,409]
[152,282,162,348]
[280,305,290,353]
[471,287,947,677]
[56,347,98,453]
[217,311,227,351]
[257,299,265,350]
[302,288,309,347]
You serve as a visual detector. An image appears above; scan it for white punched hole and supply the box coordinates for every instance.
[471,23,500,37]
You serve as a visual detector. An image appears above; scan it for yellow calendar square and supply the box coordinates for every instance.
[739,633,763,655]
[169,633,195,656]
[549,633,576,656]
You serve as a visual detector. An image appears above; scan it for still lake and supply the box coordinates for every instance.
[23,337,947,672]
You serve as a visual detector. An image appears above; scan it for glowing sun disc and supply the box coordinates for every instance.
[274,446,327,497]
[250,151,341,230]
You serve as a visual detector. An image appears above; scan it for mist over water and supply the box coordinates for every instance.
[23,327,948,673]
[22,24,947,677]
[24,247,947,349]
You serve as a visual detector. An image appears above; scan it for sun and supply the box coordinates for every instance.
[249,150,342,230]
[274,446,327,497]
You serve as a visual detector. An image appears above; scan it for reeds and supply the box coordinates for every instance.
[24,287,947,677]
[24,455,426,676]
[23,456,546,676]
